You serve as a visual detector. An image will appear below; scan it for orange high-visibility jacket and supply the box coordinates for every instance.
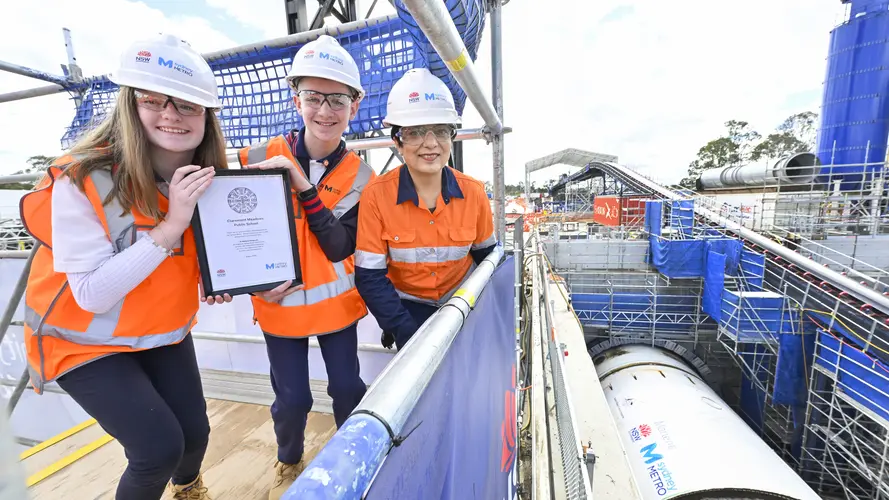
[237,136,375,337]
[354,165,496,306]
[20,155,200,394]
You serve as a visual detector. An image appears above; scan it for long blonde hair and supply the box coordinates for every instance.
[60,86,229,222]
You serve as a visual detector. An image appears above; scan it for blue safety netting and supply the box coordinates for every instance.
[58,1,487,149]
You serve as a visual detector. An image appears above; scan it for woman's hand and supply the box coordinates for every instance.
[254,280,304,304]
[243,155,311,193]
[199,276,232,305]
[166,165,215,232]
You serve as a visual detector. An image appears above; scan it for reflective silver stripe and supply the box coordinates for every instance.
[355,250,387,270]
[388,245,471,265]
[247,143,269,165]
[25,303,192,348]
[331,160,374,219]
[472,234,497,250]
[395,261,476,306]
[88,170,139,253]
[278,261,356,307]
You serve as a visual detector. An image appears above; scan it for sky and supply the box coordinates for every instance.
[0,0,848,187]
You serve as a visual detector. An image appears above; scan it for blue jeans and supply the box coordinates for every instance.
[56,334,209,500]
[264,325,367,464]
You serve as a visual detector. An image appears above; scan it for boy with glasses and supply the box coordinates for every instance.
[237,34,375,499]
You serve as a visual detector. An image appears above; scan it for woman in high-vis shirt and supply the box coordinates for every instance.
[20,34,230,500]
[354,68,497,350]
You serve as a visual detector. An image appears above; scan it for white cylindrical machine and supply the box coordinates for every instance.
[696,152,820,191]
[593,344,820,500]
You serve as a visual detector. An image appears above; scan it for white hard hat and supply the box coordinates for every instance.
[108,33,220,109]
[286,35,364,99]
[383,68,460,127]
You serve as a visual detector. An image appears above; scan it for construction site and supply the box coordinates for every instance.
[1,0,889,499]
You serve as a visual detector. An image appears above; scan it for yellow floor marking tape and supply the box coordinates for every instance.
[26,433,114,487]
[19,418,98,460]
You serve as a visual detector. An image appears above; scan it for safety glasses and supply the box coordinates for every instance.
[296,90,355,111]
[134,90,206,116]
[398,125,457,146]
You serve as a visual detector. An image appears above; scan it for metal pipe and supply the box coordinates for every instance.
[696,152,820,191]
[0,251,31,259]
[5,370,30,417]
[597,160,889,314]
[190,330,392,353]
[0,245,37,347]
[352,244,504,437]
[0,84,67,104]
[227,127,507,167]
[398,0,504,133]
[491,0,506,243]
[0,60,70,87]
[202,15,397,62]
[0,173,41,184]
[284,245,505,498]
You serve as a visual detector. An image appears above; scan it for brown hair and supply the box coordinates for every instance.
[60,86,229,222]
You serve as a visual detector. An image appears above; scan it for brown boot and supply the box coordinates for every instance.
[169,474,211,499]
[268,460,305,500]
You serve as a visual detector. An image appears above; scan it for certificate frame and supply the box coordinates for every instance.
[190,168,303,297]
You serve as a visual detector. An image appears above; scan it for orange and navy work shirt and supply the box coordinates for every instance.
[354,164,497,337]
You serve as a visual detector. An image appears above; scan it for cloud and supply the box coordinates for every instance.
[457,0,846,186]
[0,0,239,174]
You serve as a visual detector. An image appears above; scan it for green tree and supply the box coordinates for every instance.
[0,155,53,190]
[678,120,760,189]
[749,111,817,161]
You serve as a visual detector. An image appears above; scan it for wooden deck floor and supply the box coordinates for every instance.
[22,399,336,499]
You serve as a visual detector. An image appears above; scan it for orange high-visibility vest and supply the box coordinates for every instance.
[20,155,200,394]
[237,136,375,337]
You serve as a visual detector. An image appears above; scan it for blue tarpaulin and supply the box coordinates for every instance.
[815,330,889,422]
[740,249,766,290]
[649,236,705,278]
[773,332,816,407]
[705,239,742,272]
[703,251,726,322]
[364,257,517,500]
[670,200,695,237]
[645,200,663,236]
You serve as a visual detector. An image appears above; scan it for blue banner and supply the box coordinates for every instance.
[364,256,518,500]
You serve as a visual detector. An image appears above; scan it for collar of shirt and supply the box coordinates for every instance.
[285,127,348,175]
[396,164,465,206]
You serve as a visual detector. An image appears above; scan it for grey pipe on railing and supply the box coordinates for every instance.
[353,244,504,435]
[397,0,504,134]
[594,160,889,315]
[284,244,505,498]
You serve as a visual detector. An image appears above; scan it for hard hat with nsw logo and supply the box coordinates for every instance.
[286,35,364,99]
[108,33,220,109]
[383,67,460,127]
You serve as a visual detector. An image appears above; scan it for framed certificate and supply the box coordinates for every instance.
[191,168,303,297]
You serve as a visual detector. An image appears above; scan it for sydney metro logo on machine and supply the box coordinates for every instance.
[639,442,678,497]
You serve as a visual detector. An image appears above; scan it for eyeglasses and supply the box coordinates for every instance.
[296,90,355,111]
[134,90,205,116]
[397,125,456,145]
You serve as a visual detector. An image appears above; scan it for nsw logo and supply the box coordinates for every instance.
[408,91,420,103]
[135,50,151,63]
[629,423,652,442]
[216,269,226,277]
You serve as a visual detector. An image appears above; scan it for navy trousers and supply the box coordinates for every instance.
[264,324,367,464]
[394,299,440,350]
[56,334,209,500]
